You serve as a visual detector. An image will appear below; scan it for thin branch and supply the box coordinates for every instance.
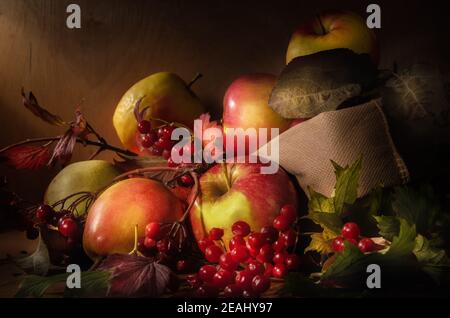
[0,136,137,157]
[88,147,104,160]
[179,171,199,223]
[112,166,180,182]
[86,122,107,144]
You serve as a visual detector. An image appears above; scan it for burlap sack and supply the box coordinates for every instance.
[260,98,409,198]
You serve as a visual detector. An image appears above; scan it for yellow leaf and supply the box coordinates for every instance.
[323,228,339,241]
[305,233,333,255]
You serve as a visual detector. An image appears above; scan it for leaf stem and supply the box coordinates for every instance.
[128,224,144,257]
[316,14,326,35]
[221,162,231,191]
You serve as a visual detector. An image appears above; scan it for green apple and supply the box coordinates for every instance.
[286,10,378,65]
[44,160,121,217]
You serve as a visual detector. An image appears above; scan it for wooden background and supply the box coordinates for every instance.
[1,0,449,201]
[0,0,449,274]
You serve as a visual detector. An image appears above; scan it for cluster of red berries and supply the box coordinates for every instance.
[137,120,195,187]
[331,222,376,253]
[35,204,80,244]
[139,222,192,273]
[187,204,300,298]
[137,120,177,159]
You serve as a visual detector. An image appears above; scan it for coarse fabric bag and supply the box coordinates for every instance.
[259,98,409,198]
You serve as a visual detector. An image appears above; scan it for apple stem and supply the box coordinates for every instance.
[316,14,326,35]
[221,162,231,190]
[128,224,144,256]
[187,73,203,89]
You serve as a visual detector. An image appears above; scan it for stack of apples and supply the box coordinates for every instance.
[40,10,378,295]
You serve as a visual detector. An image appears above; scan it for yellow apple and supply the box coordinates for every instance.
[113,72,205,153]
[286,10,378,65]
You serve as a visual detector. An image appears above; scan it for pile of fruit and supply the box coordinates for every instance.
[1,9,449,298]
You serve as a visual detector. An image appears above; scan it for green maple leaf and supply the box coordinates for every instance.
[414,234,447,265]
[15,271,111,298]
[385,218,417,257]
[373,215,400,241]
[307,158,362,216]
[305,233,333,254]
[391,185,440,233]
[321,242,366,280]
[305,158,363,254]
[308,188,334,213]
[332,158,362,215]
[413,234,450,284]
[373,215,450,284]
[307,212,343,235]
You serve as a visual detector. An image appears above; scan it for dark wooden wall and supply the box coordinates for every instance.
[0,0,449,201]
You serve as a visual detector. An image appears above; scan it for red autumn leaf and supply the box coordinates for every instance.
[97,254,172,297]
[21,88,65,126]
[0,145,51,170]
[49,108,88,166]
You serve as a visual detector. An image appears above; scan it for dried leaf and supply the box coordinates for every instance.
[133,97,149,123]
[98,254,172,297]
[383,64,449,121]
[49,130,77,166]
[71,108,88,137]
[0,145,51,169]
[269,49,377,118]
[14,229,63,276]
[21,89,65,126]
[49,109,87,166]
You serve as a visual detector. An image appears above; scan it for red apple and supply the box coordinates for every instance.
[83,178,183,260]
[189,163,298,248]
[286,10,378,65]
[222,74,291,155]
